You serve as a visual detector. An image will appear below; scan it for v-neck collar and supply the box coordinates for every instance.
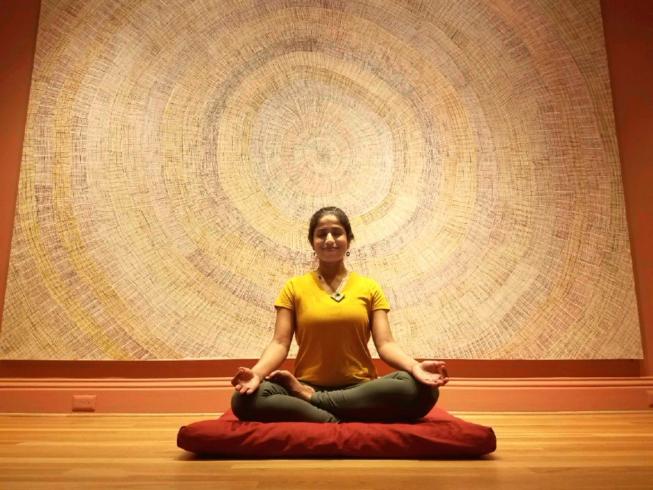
[312,270,353,295]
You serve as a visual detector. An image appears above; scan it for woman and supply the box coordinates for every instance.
[231,206,449,423]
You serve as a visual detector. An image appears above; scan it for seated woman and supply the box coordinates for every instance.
[231,206,449,423]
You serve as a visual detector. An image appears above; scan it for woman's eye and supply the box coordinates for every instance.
[316,229,343,239]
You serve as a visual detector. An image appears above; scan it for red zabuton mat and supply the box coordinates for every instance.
[177,407,496,458]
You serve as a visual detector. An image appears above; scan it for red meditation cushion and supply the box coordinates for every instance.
[177,406,496,458]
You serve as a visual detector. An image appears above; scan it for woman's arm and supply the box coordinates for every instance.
[371,309,419,372]
[251,307,295,379]
[231,307,295,394]
[371,309,449,386]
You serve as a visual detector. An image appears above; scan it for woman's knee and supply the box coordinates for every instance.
[231,382,267,420]
[231,381,287,421]
[392,370,440,416]
[230,390,253,420]
[416,384,439,415]
[388,370,425,394]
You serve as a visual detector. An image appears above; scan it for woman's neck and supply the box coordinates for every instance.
[316,261,347,282]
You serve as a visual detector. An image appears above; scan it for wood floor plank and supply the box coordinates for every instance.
[0,411,652,489]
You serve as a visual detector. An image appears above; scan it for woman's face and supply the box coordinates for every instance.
[312,214,350,263]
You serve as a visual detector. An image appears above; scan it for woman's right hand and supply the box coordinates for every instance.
[230,367,262,395]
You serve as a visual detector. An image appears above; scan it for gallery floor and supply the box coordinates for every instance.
[1,410,652,489]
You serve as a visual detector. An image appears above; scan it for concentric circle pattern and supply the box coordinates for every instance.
[0,0,642,359]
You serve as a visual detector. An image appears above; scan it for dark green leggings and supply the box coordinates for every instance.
[231,371,439,423]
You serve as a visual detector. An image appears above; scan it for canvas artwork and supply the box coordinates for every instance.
[0,0,641,359]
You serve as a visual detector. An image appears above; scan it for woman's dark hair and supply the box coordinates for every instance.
[308,207,355,244]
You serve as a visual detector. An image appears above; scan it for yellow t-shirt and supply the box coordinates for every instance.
[274,271,390,387]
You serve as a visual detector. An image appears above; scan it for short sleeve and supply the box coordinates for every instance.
[370,280,390,311]
[274,279,295,311]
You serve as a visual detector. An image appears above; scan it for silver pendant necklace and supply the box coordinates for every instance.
[318,271,349,303]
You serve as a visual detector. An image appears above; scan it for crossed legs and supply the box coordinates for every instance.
[231,370,439,423]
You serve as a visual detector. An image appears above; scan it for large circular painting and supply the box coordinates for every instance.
[0,0,641,359]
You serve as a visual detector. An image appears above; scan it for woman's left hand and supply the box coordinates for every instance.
[411,360,449,387]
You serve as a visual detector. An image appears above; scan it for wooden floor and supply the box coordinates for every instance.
[1,411,652,489]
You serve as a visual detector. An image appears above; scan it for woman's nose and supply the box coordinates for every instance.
[325,233,335,243]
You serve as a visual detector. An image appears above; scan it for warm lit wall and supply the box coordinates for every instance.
[0,1,40,326]
[601,0,653,377]
[0,1,652,411]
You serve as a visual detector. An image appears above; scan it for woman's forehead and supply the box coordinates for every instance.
[316,215,344,228]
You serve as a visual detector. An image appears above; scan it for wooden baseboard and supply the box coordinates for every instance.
[445,377,653,410]
[1,376,652,413]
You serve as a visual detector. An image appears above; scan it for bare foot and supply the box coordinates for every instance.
[267,370,315,402]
